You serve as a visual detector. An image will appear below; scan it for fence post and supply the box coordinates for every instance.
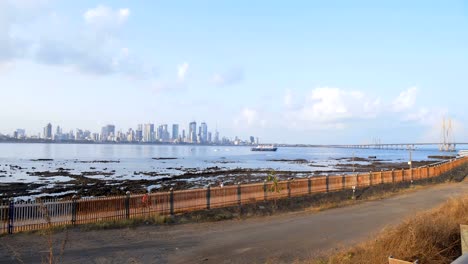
[426,166,429,179]
[125,191,130,219]
[369,171,372,186]
[206,185,211,210]
[169,188,174,216]
[287,179,291,198]
[342,174,346,190]
[263,180,267,201]
[402,169,405,182]
[237,183,242,213]
[355,173,359,187]
[410,168,414,187]
[326,175,329,193]
[391,169,395,184]
[308,176,312,194]
[380,170,384,184]
[8,198,14,234]
[71,195,77,226]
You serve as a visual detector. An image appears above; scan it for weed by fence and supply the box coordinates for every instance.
[1,157,467,234]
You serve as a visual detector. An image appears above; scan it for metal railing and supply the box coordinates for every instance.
[1,156,467,234]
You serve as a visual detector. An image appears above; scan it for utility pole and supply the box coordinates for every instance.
[408,148,413,187]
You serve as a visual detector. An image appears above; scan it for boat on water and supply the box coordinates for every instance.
[251,145,278,152]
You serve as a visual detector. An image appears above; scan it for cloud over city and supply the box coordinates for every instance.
[0,2,155,79]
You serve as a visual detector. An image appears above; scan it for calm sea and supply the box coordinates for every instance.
[0,143,447,184]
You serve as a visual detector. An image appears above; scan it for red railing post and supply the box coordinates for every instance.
[169,188,174,216]
[206,185,211,210]
[125,191,130,219]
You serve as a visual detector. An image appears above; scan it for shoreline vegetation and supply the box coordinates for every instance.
[312,194,468,264]
[0,157,444,199]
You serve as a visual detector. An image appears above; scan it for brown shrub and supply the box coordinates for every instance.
[324,195,468,264]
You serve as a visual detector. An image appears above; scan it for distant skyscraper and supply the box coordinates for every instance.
[214,131,220,144]
[43,123,52,140]
[172,124,179,141]
[75,129,84,140]
[135,124,143,142]
[250,136,255,144]
[101,126,108,141]
[207,132,212,143]
[182,129,186,142]
[15,129,25,139]
[201,122,208,143]
[143,123,154,142]
[101,124,115,141]
[189,121,197,143]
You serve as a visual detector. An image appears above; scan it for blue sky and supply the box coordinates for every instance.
[0,0,467,144]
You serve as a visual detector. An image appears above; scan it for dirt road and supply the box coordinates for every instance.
[2,182,468,264]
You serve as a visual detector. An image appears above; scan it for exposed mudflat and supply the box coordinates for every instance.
[0,155,439,200]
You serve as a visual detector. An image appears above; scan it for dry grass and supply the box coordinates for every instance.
[313,194,468,264]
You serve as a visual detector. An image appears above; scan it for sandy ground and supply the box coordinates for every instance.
[1,181,468,264]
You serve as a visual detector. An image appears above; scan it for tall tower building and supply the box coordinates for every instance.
[43,123,52,140]
[189,121,197,143]
[135,124,143,142]
[201,122,208,143]
[143,123,155,142]
[100,124,115,141]
[214,130,220,144]
[172,124,179,141]
[207,132,212,143]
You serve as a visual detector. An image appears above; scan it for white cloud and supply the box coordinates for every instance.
[234,108,258,126]
[0,3,155,79]
[84,5,129,27]
[284,89,293,107]
[392,86,418,112]
[151,63,190,92]
[177,62,189,82]
[291,87,381,124]
[211,68,243,87]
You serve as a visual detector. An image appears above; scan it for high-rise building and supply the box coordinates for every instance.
[127,128,135,142]
[250,136,255,144]
[172,124,179,141]
[100,124,115,141]
[135,124,143,142]
[75,129,84,140]
[156,124,170,142]
[189,121,197,143]
[143,123,155,142]
[207,132,212,143]
[43,123,52,140]
[182,129,186,142]
[15,129,25,139]
[214,130,220,144]
[201,122,208,143]
[83,130,91,140]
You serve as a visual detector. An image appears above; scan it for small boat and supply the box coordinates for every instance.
[251,145,278,152]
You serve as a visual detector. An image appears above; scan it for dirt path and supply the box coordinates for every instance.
[2,182,468,264]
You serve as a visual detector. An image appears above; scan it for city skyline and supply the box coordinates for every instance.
[1,1,467,144]
[4,121,257,145]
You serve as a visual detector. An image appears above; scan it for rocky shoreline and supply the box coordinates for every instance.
[0,157,437,200]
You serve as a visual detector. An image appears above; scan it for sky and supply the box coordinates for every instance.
[0,0,467,144]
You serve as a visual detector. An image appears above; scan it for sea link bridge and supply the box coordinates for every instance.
[286,143,468,151]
